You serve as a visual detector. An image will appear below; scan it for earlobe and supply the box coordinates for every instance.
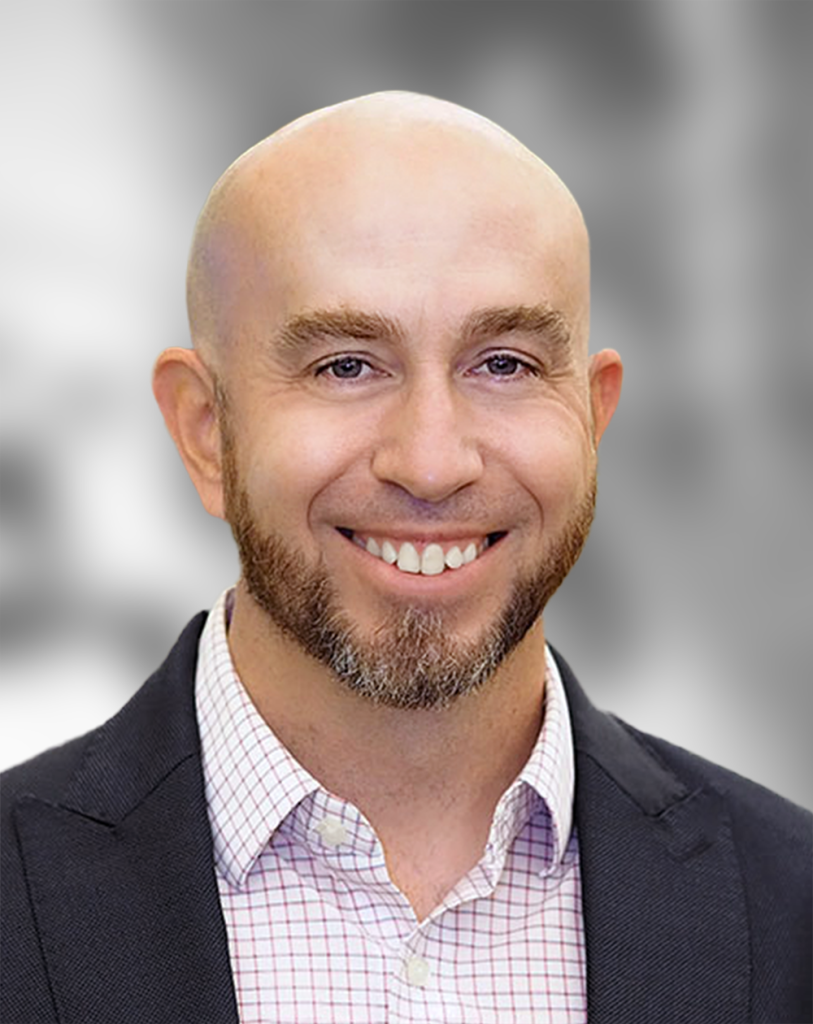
[589,349,623,446]
[152,348,226,520]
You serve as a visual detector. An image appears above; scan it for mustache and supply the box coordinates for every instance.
[319,489,523,529]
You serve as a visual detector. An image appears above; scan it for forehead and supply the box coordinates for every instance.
[216,122,589,350]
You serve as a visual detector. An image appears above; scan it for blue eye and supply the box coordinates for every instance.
[485,354,522,375]
[470,352,540,381]
[320,357,366,379]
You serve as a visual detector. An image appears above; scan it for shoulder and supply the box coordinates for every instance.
[554,647,811,946]
[1,730,96,815]
[553,645,811,850]
[558,648,811,1018]
[1,613,215,1024]
[1,611,209,816]
[618,717,812,849]
[1,609,209,904]
[618,718,812,1011]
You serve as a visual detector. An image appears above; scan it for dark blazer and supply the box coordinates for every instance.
[2,615,811,1024]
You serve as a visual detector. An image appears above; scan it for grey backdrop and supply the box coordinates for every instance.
[2,1,811,809]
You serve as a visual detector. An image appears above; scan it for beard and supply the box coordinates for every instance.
[220,412,596,710]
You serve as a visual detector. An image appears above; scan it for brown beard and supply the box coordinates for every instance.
[220,405,596,710]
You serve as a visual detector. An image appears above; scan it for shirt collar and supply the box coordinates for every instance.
[196,588,576,890]
[196,589,321,889]
[494,644,576,868]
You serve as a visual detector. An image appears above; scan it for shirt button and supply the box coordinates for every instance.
[405,955,431,987]
[315,816,348,848]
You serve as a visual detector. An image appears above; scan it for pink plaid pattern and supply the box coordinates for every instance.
[197,589,586,1023]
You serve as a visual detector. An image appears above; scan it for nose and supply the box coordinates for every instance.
[371,375,484,503]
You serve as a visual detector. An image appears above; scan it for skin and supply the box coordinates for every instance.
[154,92,622,919]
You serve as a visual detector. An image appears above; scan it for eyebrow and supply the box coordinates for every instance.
[276,308,404,356]
[461,304,572,362]
[274,303,572,362]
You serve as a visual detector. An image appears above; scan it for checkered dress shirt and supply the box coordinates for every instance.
[196,588,586,1023]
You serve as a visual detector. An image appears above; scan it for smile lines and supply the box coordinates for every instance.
[338,529,506,576]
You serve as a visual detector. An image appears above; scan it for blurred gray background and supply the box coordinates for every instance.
[2,1,811,808]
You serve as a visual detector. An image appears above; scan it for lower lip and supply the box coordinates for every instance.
[336,530,503,597]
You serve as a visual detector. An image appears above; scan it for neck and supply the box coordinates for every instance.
[227,582,547,917]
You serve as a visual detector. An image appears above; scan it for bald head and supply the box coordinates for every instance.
[157,93,620,677]
[186,92,589,369]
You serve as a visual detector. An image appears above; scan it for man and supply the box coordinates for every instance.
[2,93,810,1024]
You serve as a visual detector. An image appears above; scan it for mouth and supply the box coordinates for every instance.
[336,528,508,576]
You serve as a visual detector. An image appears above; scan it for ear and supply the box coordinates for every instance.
[152,347,226,520]
[588,349,623,446]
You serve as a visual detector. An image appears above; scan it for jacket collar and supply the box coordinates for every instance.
[553,647,749,1024]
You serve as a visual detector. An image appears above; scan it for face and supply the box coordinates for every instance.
[211,130,602,709]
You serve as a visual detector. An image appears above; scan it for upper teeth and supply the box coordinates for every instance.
[360,536,481,575]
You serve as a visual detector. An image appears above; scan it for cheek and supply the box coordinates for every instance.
[239,405,374,528]
[501,409,595,521]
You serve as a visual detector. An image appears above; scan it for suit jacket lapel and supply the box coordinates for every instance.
[13,615,239,1024]
[556,650,751,1024]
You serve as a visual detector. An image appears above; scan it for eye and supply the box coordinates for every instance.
[473,352,539,378]
[316,356,369,379]
[486,354,521,375]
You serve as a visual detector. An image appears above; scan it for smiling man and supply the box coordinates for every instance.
[2,94,810,1024]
